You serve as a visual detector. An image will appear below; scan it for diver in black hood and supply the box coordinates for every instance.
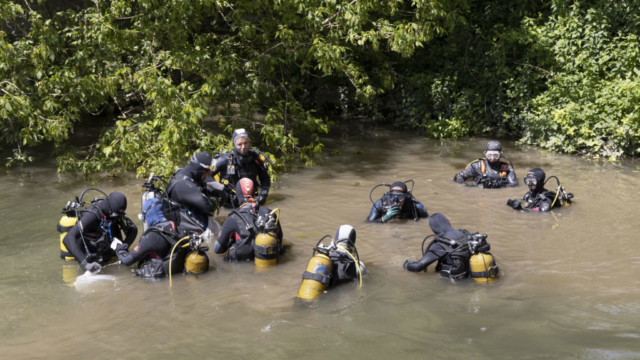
[212,129,271,206]
[507,168,573,212]
[166,152,224,225]
[62,192,138,273]
[366,181,428,223]
[453,140,518,188]
[403,213,469,276]
[403,213,498,282]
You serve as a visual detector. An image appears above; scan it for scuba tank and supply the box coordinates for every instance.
[467,233,499,284]
[297,235,334,301]
[297,233,363,300]
[253,208,281,269]
[56,188,109,261]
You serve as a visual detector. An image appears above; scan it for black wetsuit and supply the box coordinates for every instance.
[521,188,561,212]
[166,165,215,226]
[405,213,470,278]
[367,197,428,223]
[63,202,138,265]
[213,203,283,258]
[454,159,518,187]
[213,150,270,205]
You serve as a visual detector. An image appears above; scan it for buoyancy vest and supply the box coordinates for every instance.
[135,222,188,278]
[224,206,259,261]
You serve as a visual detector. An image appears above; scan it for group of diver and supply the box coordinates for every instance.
[56,131,574,299]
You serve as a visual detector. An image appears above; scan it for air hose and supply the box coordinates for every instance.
[169,236,190,288]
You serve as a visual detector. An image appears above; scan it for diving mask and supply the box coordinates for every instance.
[485,151,501,161]
[386,191,406,203]
[524,176,537,187]
[190,153,215,170]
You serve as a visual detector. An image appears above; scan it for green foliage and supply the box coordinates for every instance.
[0,0,463,176]
[2,0,639,175]
[519,3,640,159]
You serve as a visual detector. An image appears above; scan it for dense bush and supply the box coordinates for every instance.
[1,0,639,177]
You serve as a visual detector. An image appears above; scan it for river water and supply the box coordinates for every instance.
[1,128,639,359]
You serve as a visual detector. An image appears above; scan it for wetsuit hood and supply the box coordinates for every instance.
[335,224,356,247]
[390,181,408,193]
[235,178,255,204]
[184,152,213,183]
[232,128,251,160]
[429,213,465,239]
[526,168,546,195]
[103,191,127,218]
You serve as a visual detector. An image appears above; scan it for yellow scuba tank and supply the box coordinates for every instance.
[254,232,279,269]
[469,253,499,284]
[297,253,332,301]
[185,250,210,274]
[57,215,77,261]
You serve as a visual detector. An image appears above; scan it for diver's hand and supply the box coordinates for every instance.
[83,261,102,273]
[382,205,400,222]
[507,199,522,210]
[110,238,123,251]
[254,195,266,205]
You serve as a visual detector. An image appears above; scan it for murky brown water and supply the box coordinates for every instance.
[1,128,640,359]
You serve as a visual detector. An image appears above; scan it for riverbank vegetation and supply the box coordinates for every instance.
[1,0,638,176]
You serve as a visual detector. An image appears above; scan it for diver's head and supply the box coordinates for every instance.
[484,140,502,164]
[189,152,214,181]
[232,128,250,156]
[335,224,356,252]
[386,181,408,207]
[235,177,255,204]
[525,168,545,194]
[105,192,127,218]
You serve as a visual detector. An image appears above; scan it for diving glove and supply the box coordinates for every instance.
[83,261,102,273]
[382,205,400,222]
[507,199,522,210]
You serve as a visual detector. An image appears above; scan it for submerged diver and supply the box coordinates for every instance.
[366,181,428,223]
[297,225,366,300]
[166,151,224,227]
[212,128,272,206]
[453,140,518,188]
[213,178,283,265]
[507,168,573,212]
[62,192,138,273]
[403,213,498,283]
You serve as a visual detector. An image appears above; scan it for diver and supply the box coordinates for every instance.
[366,181,428,223]
[507,168,573,212]
[62,192,138,273]
[403,213,498,283]
[166,151,225,227]
[453,140,518,188]
[297,225,366,300]
[212,128,272,206]
[213,178,283,264]
[113,196,211,278]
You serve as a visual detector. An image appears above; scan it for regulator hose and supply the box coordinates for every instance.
[169,236,190,288]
